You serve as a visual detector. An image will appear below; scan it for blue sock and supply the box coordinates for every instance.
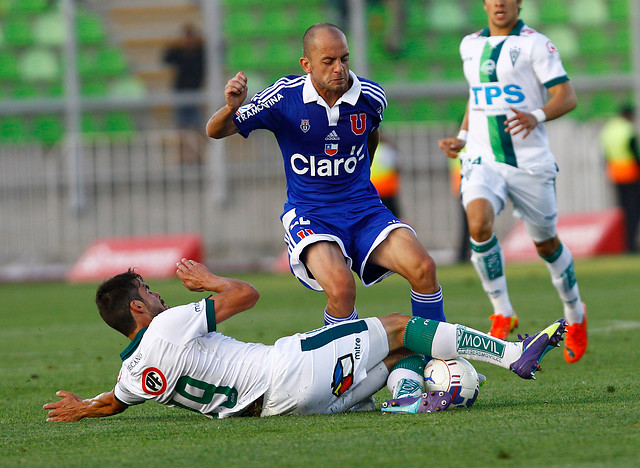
[324,308,358,326]
[410,286,446,322]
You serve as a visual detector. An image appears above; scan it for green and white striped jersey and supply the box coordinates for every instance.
[460,20,568,171]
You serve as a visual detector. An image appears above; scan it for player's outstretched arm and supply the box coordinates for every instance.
[206,71,248,139]
[176,258,260,324]
[44,390,128,422]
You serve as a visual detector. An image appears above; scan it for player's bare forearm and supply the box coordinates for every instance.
[44,390,127,422]
[206,104,239,138]
[176,258,260,323]
[540,81,577,120]
[206,72,248,138]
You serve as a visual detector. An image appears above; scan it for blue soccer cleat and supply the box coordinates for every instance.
[510,319,566,380]
[381,391,452,414]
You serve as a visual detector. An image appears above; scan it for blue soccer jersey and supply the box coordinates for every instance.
[233,71,387,209]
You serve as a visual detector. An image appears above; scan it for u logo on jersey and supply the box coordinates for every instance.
[350,113,366,135]
[324,143,338,156]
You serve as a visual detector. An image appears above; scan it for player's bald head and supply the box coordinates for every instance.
[302,23,347,58]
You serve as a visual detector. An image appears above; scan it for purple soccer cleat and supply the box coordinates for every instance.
[510,319,566,379]
[381,391,452,414]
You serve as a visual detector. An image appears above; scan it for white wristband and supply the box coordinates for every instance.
[531,108,547,123]
[456,130,468,142]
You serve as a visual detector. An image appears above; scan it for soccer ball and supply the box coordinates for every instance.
[423,358,480,408]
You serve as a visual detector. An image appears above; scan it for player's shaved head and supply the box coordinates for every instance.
[302,23,346,58]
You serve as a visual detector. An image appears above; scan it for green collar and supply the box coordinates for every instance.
[480,19,525,37]
[120,327,148,361]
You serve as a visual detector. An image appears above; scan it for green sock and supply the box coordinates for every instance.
[403,317,440,357]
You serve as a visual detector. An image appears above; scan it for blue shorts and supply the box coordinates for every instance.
[281,202,414,291]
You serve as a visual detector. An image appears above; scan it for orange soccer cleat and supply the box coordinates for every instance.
[488,312,519,340]
[564,306,587,363]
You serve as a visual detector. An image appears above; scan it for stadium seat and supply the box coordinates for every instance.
[4,16,35,47]
[34,113,64,145]
[410,99,441,122]
[77,11,106,45]
[96,47,127,76]
[0,50,19,82]
[591,91,623,117]
[383,100,406,122]
[538,0,569,23]
[609,0,629,21]
[261,10,293,36]
[227,42,263,70]
[579,29,611,56]
[108,76,146,98]
[612,25,631,54]
[405,0,428,33]
[224,10,261,38]
[0,116,30,144]
[81,113,102,135]
[570,0,608,26]
[77,49,98,77]
[18,48,60,82]
[33,10,65,47]
[427,1,467,31]
[81,78,108,97]
[7,0,47,16]
[12,82,39,99]
[406,61,433,83]
[104,111,136,138]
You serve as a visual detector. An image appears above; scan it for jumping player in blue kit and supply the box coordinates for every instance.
[207,23,445,325]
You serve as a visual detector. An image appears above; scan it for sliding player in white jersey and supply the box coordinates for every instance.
[44,259,566,421]
[207,23,446,328]
[439,0,587,363]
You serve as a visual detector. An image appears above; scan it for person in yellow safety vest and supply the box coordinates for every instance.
[600,105,640,252]
[370,136,401,217]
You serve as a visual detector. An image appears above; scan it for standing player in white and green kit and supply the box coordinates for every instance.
[439,0,587,363]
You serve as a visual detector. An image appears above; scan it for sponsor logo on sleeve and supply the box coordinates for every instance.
[235,93,284,122]
[142,367,167,395]
[331,354,354,397]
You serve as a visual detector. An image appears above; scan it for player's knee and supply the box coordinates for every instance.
[323,274,356,305]
[534,236,560,258]
[467,217,493,241]
[379,313,410,350]
[406,255,437,290]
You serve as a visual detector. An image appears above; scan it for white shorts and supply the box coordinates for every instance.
[460,157,559,242]
[260,317,389,416]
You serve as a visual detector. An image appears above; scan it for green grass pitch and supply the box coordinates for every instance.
[1,255,639,467]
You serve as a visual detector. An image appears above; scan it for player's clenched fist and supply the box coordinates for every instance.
[224,71,248,110]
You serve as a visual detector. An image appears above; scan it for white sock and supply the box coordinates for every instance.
[387,369,424,399]
[541,244,585,325]
[470,235,514,317]
[431,322,521,369]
